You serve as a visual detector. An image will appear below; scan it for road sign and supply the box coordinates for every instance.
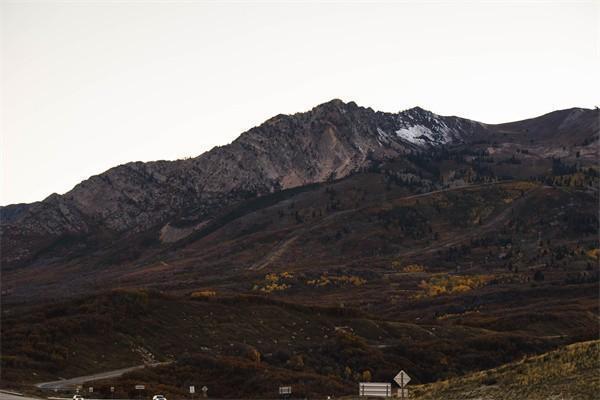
[394,370,411,387]
[202,386,208,397]
[190,386,195,394]
[89,387,93,393]
[359,382,392,397]
[110,387,115,392]
[279,386,292,395]
[135,385,145,390]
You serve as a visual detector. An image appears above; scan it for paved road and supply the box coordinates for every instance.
[0,393,40,400]
[35,363,170,390]
[0,394,138,400]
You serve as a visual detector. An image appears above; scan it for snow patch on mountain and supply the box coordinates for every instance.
[395,125,432,143]
[394,108,454,146]
[395,121,453,145]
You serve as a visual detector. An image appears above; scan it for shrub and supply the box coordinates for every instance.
[190,290,217,299]
[402,264,426,273]
[416,274,491,298]
[306,275,366,287]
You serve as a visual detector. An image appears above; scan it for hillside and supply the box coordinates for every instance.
[2,288,596,398]
[0,101,598,398]
[3,177,598,307]
[1,101,597,273]
[412,340,600,400]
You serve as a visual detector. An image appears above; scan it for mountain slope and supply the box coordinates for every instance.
[412,340,600,400]
[2,287,596,397]
[1,99,494,268]
[0,100,598,398]
[2,101,597,272]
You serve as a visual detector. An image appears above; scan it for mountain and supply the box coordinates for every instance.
[0,100,471,266]
[1,100,596,272]
[1,100,598,398]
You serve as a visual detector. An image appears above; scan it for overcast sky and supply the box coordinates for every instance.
[1,1,598,205]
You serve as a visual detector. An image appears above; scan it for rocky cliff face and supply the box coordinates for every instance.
[1,99,596,268]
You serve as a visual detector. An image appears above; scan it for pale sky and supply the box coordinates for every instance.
[1,1,599,206]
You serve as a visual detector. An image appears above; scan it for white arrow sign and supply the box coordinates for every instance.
[394,370,411,387]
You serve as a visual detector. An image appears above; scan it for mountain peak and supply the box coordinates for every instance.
[402,105,434,116]
[407,105,427,112]
[2,100,597,271]
[322,98,347,106]
[311,98,359,113]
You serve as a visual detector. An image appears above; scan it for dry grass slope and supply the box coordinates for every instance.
[412,340,600,400]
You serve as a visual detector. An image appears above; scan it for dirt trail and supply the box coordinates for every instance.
[399,185,542,259]
[249,207,358,271]
[398,181,513,201]
[249,235,300,271]
[249,181,530,271]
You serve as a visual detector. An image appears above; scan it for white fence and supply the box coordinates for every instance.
[359,382,392,397]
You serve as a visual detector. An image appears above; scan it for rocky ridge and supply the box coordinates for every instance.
[1,100,597,269]
[0,100,487,266]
